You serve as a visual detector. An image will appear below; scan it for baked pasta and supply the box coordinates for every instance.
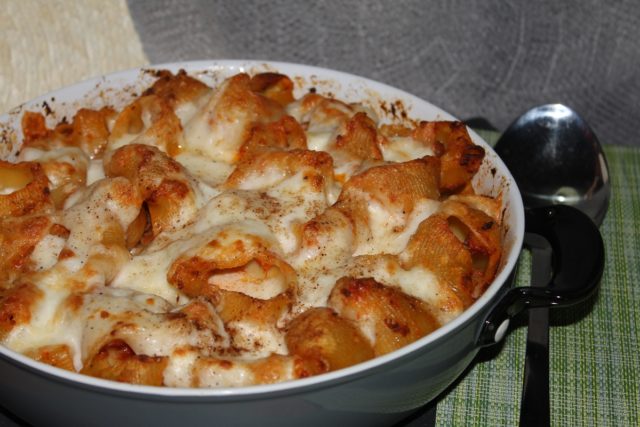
[0,70,503,387]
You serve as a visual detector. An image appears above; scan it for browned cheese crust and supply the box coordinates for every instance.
[0,70,503,388]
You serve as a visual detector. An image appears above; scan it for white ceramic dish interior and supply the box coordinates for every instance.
[0,60,525,399]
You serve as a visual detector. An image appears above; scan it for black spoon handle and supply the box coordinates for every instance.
[476,206,604,425]
[519,233,553,427]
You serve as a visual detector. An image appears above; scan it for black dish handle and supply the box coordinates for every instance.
[477,205,605,346]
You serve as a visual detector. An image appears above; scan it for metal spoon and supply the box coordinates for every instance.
[493,104,610,427]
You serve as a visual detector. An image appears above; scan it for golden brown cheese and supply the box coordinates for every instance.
[0,70,503,388]
[328,277,439,356]
[0,160,53,216]
[183,73,282,163]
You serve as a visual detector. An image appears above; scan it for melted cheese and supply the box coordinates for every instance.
[111,246,190,304]
[106,132,139,152]
[1,71,501,389]
[163,349,200,387]
[265,171,329,253]
[0,187,18,195]
[354,198,440,256]
[380,136,434,162]
[29,234,66,271]
[86,159,105,185]
[61,178,140,261]
[19,146,89,167]
[347,257,462,324]
[194,360,256,388]
[209,260,288,300]
[182,80,251,163]
[226,319,287,357]
[174,152,233,188]
[291,210,355,309]
[306,131,333,152]
[5,286,72,354]
[174,91,211,126]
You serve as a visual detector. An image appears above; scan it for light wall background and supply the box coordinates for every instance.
[0,0,148,113]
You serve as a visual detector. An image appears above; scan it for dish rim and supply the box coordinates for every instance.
[0,59,525,399]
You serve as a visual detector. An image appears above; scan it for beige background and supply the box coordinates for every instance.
[0,0,148,114]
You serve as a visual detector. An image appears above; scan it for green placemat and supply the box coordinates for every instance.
[435,144,640,426]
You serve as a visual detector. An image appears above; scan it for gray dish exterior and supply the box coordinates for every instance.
[0,61,524,427]
[0,299,494,427]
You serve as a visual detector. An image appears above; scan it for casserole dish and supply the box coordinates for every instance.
[0,60,604,426]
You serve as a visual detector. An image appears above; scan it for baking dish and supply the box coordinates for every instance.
[0,60,604,426]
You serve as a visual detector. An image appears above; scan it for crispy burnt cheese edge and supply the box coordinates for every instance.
[285,307,374,371]
[104,143,200,244]
[0,69,503,388]
[0,160,54,217]
[0,282,44,341]
[328,277,440,357]
[81,339,168,386]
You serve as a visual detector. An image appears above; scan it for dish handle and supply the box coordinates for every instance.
[476,205,605,346]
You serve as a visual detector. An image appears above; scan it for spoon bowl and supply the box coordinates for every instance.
[494,104,610,225]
